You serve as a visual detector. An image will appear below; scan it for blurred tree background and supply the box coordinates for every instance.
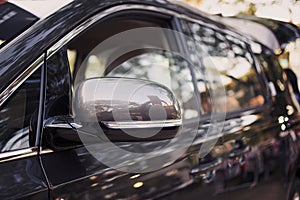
[181,0,300,92]
[182,0,300,26]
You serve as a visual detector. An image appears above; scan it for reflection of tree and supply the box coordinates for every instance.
[186,22,265,111]
[185,0,262,15]
[107,50,197,118]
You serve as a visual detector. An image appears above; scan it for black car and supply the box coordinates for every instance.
[1,1,300,200]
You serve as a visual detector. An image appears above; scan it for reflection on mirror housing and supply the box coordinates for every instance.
[44,78,182,148]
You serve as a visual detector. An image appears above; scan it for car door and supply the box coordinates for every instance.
[182,17,297,200]
[39,6,227,200]
[0,62,48,199]
[220,40,297,200]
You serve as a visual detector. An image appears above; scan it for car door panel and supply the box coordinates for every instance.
[179,16,300,200]
[41,138,226,200]
[0,155,48,200]
[40,8,227,200]
[41,146,194,199]
[221,40,300,200]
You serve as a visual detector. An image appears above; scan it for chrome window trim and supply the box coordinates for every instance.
[0,147,38,163]
[0,54,44,108]
[46,4,249,59]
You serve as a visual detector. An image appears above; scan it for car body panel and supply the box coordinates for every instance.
[0,154,48,199]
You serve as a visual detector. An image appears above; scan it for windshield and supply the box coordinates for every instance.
[0,1,39,47]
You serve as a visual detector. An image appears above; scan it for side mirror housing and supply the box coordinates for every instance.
[44,78,182,149]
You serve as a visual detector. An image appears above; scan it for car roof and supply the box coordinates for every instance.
[219,15,300,54]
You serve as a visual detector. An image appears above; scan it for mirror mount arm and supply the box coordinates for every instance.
[44,116,82,129]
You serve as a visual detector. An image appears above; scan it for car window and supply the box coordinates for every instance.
[187,22,265,113]
[45,15,200,121]
[105,50,198,119]
[0,68,41,152]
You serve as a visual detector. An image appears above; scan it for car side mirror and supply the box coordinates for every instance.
[44,78,182,149]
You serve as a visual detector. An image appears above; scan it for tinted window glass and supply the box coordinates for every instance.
[188,23,265,112]
[0,69,40,152]
[105,50,198,119]
[60,17,200,120]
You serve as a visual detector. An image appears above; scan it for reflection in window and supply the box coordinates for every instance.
[83,54,105,79]
[76,50,199,120]
[106,50,198,119]
[189,23,264,112]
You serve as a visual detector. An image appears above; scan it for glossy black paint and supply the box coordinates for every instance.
[0,156,48,200]
[0,2,39,42]
[1,1,300,200]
